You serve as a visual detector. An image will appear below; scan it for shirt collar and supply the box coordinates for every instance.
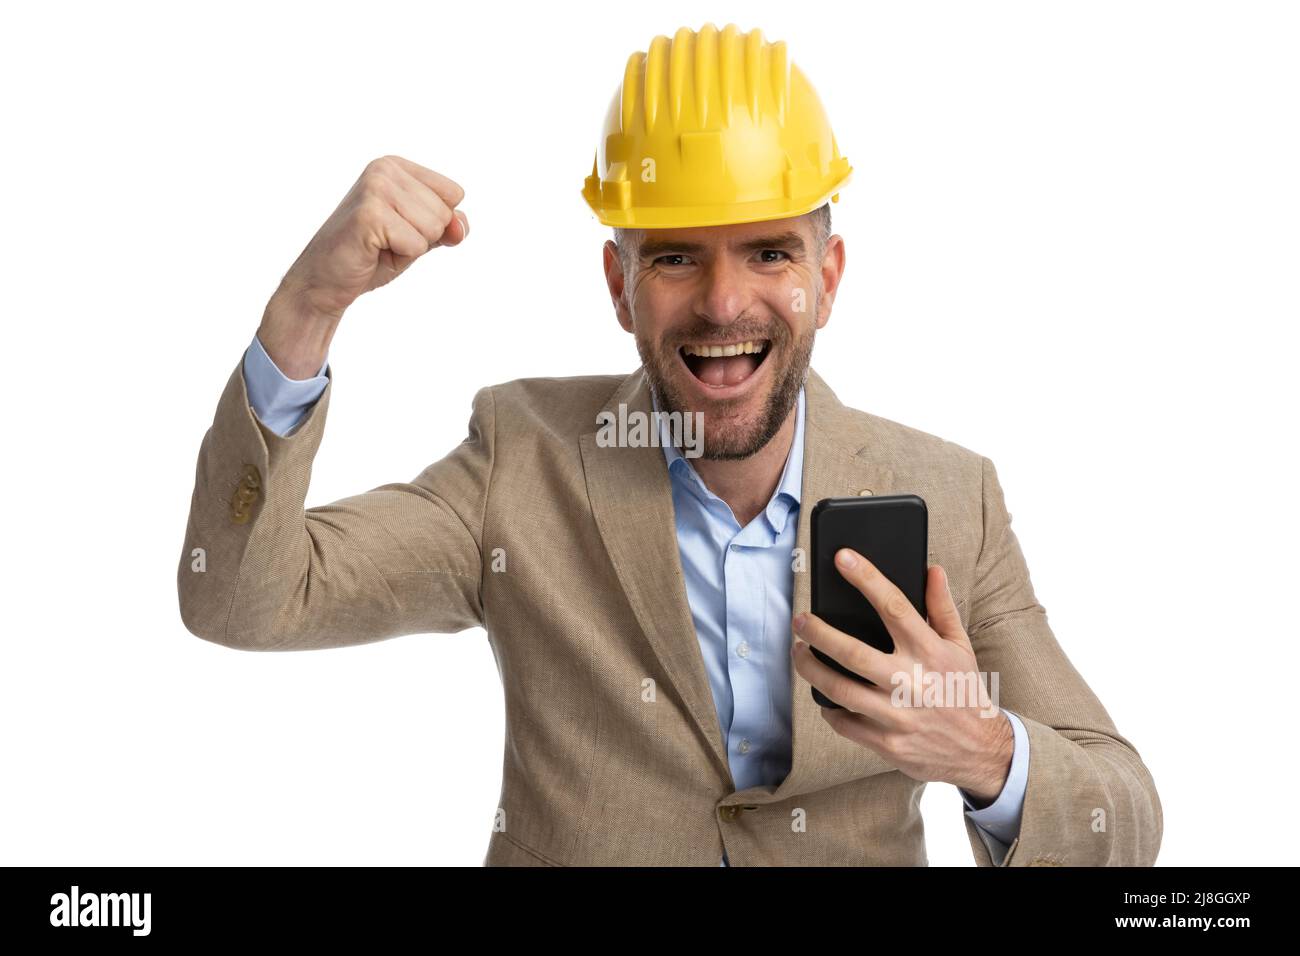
[652,384,806,534]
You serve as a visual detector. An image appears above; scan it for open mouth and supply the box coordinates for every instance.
[679,339,772,388]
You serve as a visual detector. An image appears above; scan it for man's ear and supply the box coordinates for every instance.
[815,234,846,330]
[603,240,634,333]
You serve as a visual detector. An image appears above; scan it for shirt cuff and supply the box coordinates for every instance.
[959,709,1029,853]
[242,333,330,437]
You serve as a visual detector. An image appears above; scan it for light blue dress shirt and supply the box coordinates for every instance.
[241,334,1029,866]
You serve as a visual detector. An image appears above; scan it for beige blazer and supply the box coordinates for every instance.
[178,359,1162,866]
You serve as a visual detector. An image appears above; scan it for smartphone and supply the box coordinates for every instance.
[809,494,928,709]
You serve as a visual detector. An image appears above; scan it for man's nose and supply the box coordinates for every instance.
[695,256,750,327]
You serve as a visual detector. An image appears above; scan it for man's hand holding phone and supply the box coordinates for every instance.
[791,550,1014,803]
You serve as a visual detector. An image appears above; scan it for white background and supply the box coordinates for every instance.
[2,0,1296,866]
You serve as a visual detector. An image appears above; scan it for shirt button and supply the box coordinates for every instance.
[738,739,752,754]
[858,488,874,496]
[737,641,750,658]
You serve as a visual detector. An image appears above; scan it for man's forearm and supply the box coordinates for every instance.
[256,280,342,379]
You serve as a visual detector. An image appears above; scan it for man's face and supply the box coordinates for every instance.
[604,214,844,460]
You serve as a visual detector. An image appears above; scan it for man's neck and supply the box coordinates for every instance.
[692,403,798,528]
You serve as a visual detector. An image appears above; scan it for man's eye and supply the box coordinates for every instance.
[653,254,693,266]
[758,250,790,263]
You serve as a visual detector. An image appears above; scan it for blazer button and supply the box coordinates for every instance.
[231,464,262,523]
[719,806,741,821]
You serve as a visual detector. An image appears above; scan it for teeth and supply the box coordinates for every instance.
[682,340,767,358]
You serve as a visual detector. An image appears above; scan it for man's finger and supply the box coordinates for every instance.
[792,610,892,687]
[385,175,456,251]
[925,564,968,645]
[435,210,470,247]
[833,548,932,651]
[386,155,466,207]
[791,630,900,726]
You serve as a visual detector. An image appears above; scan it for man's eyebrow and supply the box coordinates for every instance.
[637,231,807,260]
[734,231,807,255]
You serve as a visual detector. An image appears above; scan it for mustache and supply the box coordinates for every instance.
[664,325,788,349]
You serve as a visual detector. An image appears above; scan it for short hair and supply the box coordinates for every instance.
[806,201,831,262]
[614,201,832,271]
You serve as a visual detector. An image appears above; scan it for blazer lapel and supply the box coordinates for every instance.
[579,368,733,781]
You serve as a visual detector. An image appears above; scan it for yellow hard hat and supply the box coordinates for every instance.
[582,23,851,229]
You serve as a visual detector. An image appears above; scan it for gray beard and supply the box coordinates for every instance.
[638,323,815,461]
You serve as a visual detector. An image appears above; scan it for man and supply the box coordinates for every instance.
[178,23,1162,866]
